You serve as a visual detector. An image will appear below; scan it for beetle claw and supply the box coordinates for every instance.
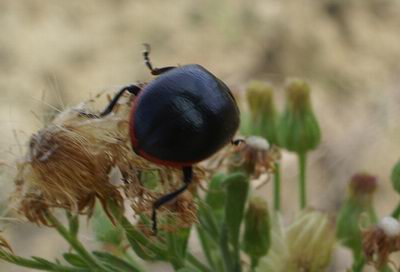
[78,112,100,119]
[231,138,245,146]
[142,43,151,54]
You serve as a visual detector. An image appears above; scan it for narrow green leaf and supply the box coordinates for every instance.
[93,251,144,272]
[0,252,49,270]
[125,232,158,261]
[176,268,199,272]
[63,253,88,268]
[0,251,90,272]
[119,216,168,260]
[186,253,212,272]
[31,256,58,267]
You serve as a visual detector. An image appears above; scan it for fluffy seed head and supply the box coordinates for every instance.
[13,92,204,229]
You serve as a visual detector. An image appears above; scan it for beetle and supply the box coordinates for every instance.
[95,44,241,233]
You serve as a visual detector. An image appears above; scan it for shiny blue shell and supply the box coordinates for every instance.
[131,64,240,165]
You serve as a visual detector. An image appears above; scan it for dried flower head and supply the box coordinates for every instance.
[13,92,204,229]
[228,136,280,178]
[362,216,400,269]
[123,164,204,232]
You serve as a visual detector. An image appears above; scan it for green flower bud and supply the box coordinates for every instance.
[246,81,279,145]
[391,160,400,194]
[336,173,378,257]
[257,211,335,272]
[205,173,226,223]
[224,173,249,252]
[242,197,271,267]
[279,80,321,153]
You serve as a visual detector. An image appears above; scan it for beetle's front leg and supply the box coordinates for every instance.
[79,84,141,118]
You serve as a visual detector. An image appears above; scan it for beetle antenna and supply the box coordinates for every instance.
[142,43,153,72]
[142,43,176,76]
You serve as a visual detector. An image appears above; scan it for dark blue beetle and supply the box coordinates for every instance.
[97,45,240,233]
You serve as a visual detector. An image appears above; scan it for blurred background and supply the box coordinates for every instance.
[1,0,400,271]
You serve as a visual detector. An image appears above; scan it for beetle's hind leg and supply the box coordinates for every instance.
[151,166,192,235]
[143,43,176,76]
[80,85,141,118]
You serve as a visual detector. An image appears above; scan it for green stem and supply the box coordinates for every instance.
[186,253,212,272]
[298,152,307,209]
[273,162,281,211]
[391,202,400,219]
[351,254,364,272]
[196,226,217,271]
[250,256,259,272]
[166,229,183,270]
[122,250,136,265]
[45,213,106,270]
[120,216,167,258]
[219,223,234,272]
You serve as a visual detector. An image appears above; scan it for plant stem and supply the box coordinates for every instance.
[273,162,281,211]
[196,226,217,271]
[187,253,212,272]
[298,152,307,209]
[352,254,364,272]
[250,256,259,272]
[166,229,183,270]
[391,202,400,218]
[45,213,106,270]
[219,223,234,272]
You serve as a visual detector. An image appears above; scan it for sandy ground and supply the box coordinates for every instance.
[1,0,400,271]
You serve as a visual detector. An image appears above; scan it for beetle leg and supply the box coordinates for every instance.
[151,166,192,235]
[143,43,176,76]
[79,85,141,118]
